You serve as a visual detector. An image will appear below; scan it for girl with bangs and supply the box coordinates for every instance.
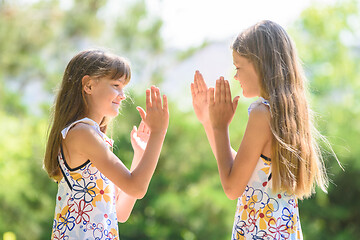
[44,49,169,239]
[191,20,337,239]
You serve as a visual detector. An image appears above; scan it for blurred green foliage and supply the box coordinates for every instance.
[289,1,360,239]
[0,0,359,239]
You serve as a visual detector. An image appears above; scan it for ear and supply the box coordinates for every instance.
[82,75,93,94]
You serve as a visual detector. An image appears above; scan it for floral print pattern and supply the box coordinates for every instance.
[51,118,119,239]
[231,99,303,240]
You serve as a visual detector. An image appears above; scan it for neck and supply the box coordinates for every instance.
[83,111,103,125]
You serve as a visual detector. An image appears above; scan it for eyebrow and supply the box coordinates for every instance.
[112,78,126,84]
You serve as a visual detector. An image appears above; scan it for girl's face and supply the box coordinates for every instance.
[84,75,127,122]
[232,51,261,98]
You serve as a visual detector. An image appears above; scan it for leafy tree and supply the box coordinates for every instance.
[290,0,360,239]
[1,0,359,239]
[0,0,166,239]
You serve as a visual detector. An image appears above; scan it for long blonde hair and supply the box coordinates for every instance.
[233,20,330,199]
[44,49,131,181]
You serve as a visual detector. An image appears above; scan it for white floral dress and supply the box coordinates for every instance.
[51,118,119,240]
[231,98,303,240]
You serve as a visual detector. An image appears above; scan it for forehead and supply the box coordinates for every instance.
[232,51,248,65]
[108,75,127,84]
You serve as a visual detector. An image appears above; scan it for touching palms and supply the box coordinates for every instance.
[191,70,210,124]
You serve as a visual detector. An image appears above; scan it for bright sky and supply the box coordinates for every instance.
[144,0,335,49]
[22,0,335,49]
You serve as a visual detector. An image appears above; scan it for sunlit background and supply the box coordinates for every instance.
[1,0,359,239]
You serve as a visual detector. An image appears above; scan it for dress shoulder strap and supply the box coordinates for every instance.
[248,97,271,115]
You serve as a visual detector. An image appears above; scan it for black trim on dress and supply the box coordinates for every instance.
[63,158,90,171]
[60,144,90,171]
[59,144,73,190]
[260,154,271,161]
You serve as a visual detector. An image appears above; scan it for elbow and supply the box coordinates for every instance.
[135,189,146,199]
[223,185,241,200]
[125,175,148,199]
[221,177,245,200]
[224,190,239,200]
[117,214,130,223]
[130,184,147,199]
[117,208,132,223]
[226,193,239,201]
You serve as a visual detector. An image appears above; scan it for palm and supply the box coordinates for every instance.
[131,121,150,153]
[209,78,239,128]
[191,71,209,123]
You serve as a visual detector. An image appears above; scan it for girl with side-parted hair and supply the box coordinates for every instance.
[44,49,169,239]
[191,20,338,239]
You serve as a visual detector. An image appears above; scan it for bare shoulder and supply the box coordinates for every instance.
[64,123,104,149]
[247,103,272,137]
[248,103,271,122]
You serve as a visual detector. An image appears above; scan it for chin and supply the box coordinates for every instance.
[242,91,251,98]
[108,110,119,117]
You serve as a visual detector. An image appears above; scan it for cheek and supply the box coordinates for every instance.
[106,87,118,98]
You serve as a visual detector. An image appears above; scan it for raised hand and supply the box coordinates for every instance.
[209,77,240,129]
[191,70,209,124]
[136,86,169,135]
[131,121,150,154]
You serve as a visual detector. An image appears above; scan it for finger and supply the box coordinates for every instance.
[155,87,162,109]
[225,80,231,103]
[233,96,240,111]
[215,79,221,103]
[131,126,137,136]
[136,106,146,121]
[142,122,150,134]
[191,83,197,100]
[193,71,199,93]
[150,86,156,108]
[198,71,208,91]
[162,94,168,112]
[139,121,146,132]
[145,89,151,109]
[208,87,215,105]
[220,78,226,103]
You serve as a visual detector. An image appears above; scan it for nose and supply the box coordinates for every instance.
[117,89,126,101]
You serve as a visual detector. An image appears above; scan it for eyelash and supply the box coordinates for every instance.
[113,84,123,89]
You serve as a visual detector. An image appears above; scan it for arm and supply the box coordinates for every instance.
[191,71,237,158]
[65,86,168,200]
[209,79,271,200]
[116,122,149,222]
